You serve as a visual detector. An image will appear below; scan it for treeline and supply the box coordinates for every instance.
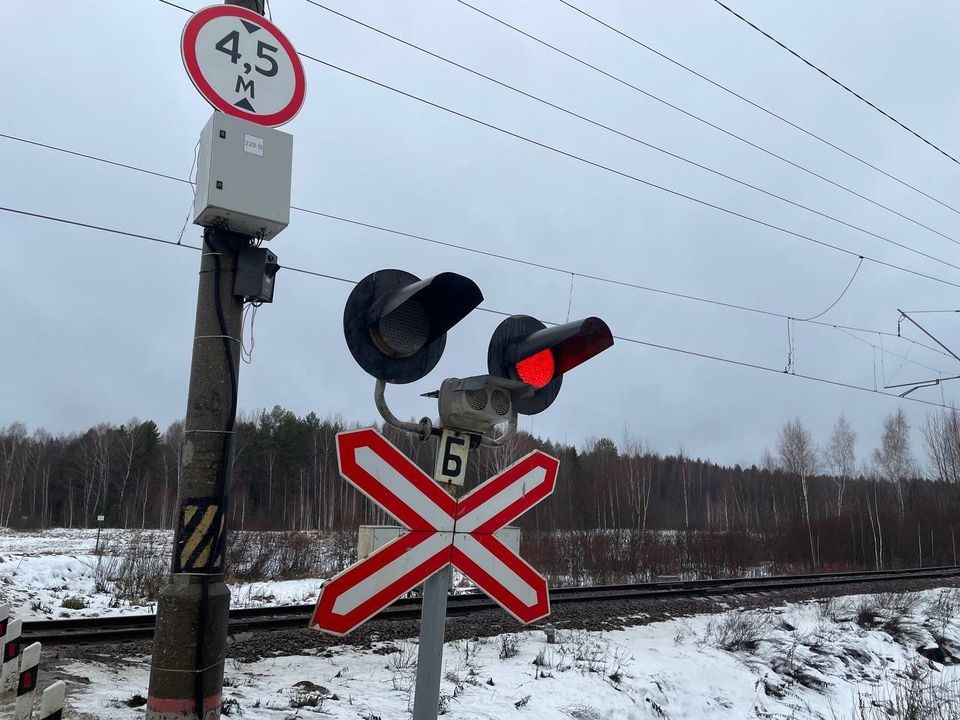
[5,405,960,573]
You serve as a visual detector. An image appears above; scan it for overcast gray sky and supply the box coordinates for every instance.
[3,0,960,469]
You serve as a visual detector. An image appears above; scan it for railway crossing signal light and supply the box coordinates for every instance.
[343,269,483,384]
[487,315,614,414]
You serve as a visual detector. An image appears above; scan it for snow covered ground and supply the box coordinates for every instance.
[57,586,960,719]
[0,528,335,619]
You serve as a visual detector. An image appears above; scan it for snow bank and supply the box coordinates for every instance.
[61,586,960,719]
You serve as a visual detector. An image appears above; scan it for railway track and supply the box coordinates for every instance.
[22,565,960,646]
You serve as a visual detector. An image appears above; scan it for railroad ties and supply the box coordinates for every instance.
[17,565,960,648]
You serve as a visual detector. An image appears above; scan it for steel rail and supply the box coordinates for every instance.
[23,565,960,646]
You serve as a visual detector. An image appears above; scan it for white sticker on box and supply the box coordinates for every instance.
[243,134,264,156]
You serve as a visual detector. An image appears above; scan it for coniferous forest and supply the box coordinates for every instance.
[5,406,960,581]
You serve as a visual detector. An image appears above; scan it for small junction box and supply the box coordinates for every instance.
[193,112,292,240]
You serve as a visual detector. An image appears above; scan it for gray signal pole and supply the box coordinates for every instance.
[146,7,262,720]
[412,458,465,720]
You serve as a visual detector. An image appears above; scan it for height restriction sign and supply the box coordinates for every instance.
[181,5,306,127]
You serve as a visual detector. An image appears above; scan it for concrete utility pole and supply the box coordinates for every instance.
[147,7,263,717]
[146,225,248,720]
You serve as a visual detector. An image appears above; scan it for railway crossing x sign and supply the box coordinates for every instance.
[310,428,559,635]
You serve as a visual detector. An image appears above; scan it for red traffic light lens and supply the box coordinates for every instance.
[515,348,555,389]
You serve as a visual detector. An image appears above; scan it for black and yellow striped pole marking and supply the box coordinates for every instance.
[175,499,225,573]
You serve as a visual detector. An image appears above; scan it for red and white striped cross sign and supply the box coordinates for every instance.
[310,428,559,636]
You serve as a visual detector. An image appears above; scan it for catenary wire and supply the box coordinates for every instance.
[0,131,954,362]
[297,1,960,268]
[611,334,956,411]
[452,0,957,247]
[793,256,863,322]
[556,0,960,218]
[3,201,954,410]
[293,52,960,289]
[152,0,960,273]
[712,0,960,170]
[835,327,945,378]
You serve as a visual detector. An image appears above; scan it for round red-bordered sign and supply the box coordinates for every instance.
[181,5,306,127]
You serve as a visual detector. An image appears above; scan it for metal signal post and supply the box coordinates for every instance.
[314,267,610,720]
[412,450,466,720]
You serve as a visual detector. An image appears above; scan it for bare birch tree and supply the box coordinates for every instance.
[777,418,819,569]
[923,409,960,483]
[873,409,913,518]
[825,415,856,517]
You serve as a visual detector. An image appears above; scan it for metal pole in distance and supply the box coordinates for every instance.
[146,226,248,720]
[411,443,466,720]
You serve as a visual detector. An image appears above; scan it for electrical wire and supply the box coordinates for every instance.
[298,1,960,266]
[148,3,960,282]
[240,302,258,364]
[141,0,959,359]
[611,334,956,411]
[0,205,200,250]
[0,132,191,186]
[712,0,960,170]
[0,131,955,362]
[155,0,191,11]
[452,0,956,247]
[176,138,201,245]
[294,52,960,289]
[555,0,960,219]
[154,0,960,247]
[2,202,956,410]
[835,327,945,378]
[793,256,863,322]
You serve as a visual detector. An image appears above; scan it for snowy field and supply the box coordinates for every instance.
[55,585,960,719]
[0,528,339,619]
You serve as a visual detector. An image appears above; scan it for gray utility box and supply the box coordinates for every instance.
[193,112,292,240]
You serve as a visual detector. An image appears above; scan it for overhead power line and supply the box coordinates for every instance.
[1,130,954,366]
[452,0,956,247]
[793,257,862,322]
[154,0,960,257]
[712,0,960,169]
[612,334,956,411]
[297,2,960,270]
[556,0,960,218]
[294,52,960,290]
[2,202,954,411]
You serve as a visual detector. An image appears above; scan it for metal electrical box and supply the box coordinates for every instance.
[193,112,293,240]
[234,246,280,303]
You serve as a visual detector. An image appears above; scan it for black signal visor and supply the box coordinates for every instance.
[369,272,483,348]
[345,269,483,384]
[511,317,613,375]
